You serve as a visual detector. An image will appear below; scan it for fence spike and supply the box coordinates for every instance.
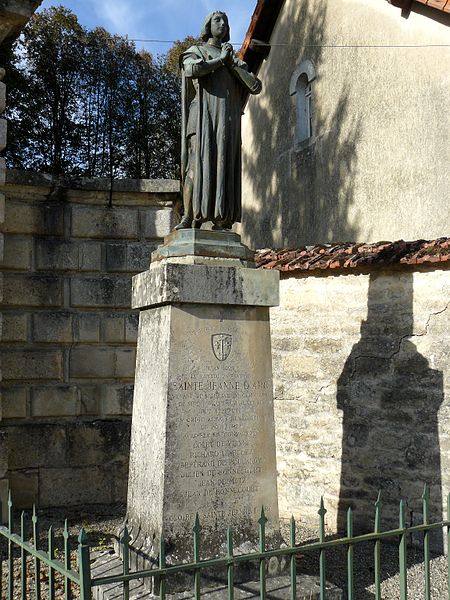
[374,491,382,533]
[7,490,12,532]
[78,527,88,545]
[318,498,326,600]
[318,497,327,519]
[422,484,430,523]
[193,514,201,558]
[290,515,296,546]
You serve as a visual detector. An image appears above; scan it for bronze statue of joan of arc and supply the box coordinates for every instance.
[175,11,262,231]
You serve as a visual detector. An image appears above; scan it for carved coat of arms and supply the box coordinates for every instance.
[211,333,233,361]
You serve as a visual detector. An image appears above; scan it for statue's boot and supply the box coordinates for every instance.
[175,215,193,230]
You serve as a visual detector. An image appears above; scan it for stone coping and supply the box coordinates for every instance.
[3,169,180,194]
[132,261,279,309]
[256,238,450,274]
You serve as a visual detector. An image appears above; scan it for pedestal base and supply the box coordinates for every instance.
[122,230,284,594]
[92,552,343,600]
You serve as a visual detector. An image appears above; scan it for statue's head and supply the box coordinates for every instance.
[200,11,230,43]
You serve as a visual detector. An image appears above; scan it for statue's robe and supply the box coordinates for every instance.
[181,44,259,225]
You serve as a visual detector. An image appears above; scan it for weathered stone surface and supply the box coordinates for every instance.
[0,173,177,508]
[0,157,5,186]
[2,313,28,341]
[127,243,157,271]
[127,287,281,577]
[79,386,100,415]
[4,420,130,507]
[271,268,450,541]
[65,420,130,468]
[102,315,125,342]
[0,479,8,523]
[8,470,39,509]
[4,201,64,235]
[71,206,139,239]
[125,313,139,342]
[143,208,174,238]
[74,313,101,342]
[32,311,73,343]
[1,386,28,419]
[100,384,133,416]
[71,276,131,307]
[35,239,102,271]
[132,262,279,309]
[31,386,79,417]
[0,118,7,152]
[6,424,67,469]
[0,81,5,113]
[3,236,32,269]
[40,467,113,506]
[69,346,135,379]
[0,431,8,475]
[2,349,62,381]
[3,274,61,306]
[0,192,5,223]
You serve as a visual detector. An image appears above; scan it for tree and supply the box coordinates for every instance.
[164,36,198,77]
[2,6,183,180]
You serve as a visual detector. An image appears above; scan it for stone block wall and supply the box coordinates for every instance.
[271,265,450,543]
[0,170,179,508]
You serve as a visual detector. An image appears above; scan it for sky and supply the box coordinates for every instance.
[37,0,258,56]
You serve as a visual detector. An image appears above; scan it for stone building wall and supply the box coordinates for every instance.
[240,0,450,249]
[271,265,450,542]
[0,169,179,508]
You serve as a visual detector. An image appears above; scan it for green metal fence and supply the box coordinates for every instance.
[1,486,450,600]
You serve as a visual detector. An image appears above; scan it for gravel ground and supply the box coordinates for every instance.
[1,505,448,599]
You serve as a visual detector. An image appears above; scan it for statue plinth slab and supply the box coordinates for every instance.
[124,230,283,593]
[151,229,255,265]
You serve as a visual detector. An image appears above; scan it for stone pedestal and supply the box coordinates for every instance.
[125,230,282,590]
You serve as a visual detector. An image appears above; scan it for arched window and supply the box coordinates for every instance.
[290,60,316,145]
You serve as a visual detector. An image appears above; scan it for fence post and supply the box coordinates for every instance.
[78,528,92,600]
[422,485,430,600]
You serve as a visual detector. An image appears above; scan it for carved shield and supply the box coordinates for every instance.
[211,333,232,361]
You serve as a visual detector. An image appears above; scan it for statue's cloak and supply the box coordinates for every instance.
[181,44,245,224]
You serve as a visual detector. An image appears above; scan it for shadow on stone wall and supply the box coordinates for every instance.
[337,272,444,556]
[241,0,361,248]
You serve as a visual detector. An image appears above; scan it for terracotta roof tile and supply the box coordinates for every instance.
[255,238,450,273]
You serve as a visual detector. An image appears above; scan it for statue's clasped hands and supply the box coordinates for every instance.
[220,43,234,65]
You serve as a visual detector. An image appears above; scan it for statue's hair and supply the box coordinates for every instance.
[200,11,230,43]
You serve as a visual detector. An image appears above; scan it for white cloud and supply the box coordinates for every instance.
[94,0,142,35]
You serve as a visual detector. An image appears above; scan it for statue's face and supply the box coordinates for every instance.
[210,13,228,41]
